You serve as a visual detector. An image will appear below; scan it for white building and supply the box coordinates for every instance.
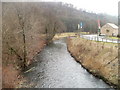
[101,23,118,36]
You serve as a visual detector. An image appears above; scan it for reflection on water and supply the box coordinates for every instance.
[25,38,113,88]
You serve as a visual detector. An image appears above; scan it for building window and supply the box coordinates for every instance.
[106,29,109,33]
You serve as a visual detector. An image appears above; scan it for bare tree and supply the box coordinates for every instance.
[14,3,27,69]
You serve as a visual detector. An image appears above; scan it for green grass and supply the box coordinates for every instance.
[80,32,89,34]
[107,36,120,39]
[95,41,118,45]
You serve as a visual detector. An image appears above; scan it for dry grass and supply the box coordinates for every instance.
[26,38,46,65]
[53,32,77,40]
[67,37,118,86]
[107,36,120,39]
[2,3,57,88]
[2,65,20,88]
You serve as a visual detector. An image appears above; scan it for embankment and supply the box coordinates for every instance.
[67,37,119,87]
[2,2,61,88]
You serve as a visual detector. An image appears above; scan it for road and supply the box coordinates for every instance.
[24,38,113,88]
[80,34,120,43]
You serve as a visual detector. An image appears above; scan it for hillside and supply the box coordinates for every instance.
[49,2,118,33]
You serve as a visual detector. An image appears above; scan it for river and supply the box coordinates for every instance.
[24,38,113,89]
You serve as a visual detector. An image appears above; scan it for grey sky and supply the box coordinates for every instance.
[2,0,119,16]
[48,0,119,16]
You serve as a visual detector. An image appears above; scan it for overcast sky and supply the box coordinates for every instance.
[46,0,119,16]
[2,0,120,16]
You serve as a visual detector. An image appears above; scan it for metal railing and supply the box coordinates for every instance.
[80,35,120,43]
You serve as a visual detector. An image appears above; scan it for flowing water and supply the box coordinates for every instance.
[25,38,113,89]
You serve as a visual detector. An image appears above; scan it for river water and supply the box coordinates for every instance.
[25,38,113,88]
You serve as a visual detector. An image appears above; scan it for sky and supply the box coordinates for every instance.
[2,0,120,16]
[46,0,119,16]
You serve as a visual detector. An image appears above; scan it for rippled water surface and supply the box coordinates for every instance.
[25,38,112,88]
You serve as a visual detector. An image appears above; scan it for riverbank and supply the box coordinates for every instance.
[67,37,118,88]
[22,38,110,88]
[2,2,65,88]
[3,36,47,88]
[53,33,77,40]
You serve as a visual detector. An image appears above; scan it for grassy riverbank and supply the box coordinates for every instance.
[67,37,119,88]
[53,32,77,40]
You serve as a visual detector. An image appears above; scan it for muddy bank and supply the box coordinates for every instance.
[67,37,118,88]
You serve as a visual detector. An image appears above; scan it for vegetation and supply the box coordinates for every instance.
[2,2,117,88]
[67,38,118,87]
[107,36,120,39]
[2,2,65,88]
[53,32,77,40]
[51,2,117,33]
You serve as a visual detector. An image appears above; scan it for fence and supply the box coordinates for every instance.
[80,35,120,44]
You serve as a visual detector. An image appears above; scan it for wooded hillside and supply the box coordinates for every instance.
[53,2,117,33]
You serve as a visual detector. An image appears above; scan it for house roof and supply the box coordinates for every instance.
[107,23,118,29]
